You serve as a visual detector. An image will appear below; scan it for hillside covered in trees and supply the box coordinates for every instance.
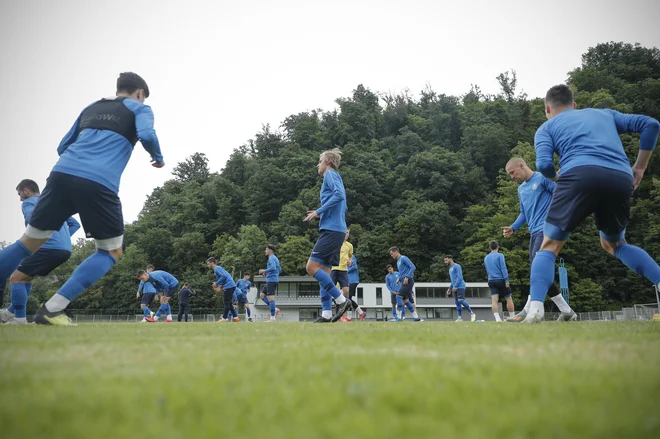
[23,42,660,314]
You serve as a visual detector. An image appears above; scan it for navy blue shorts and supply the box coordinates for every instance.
[397,278,414,301]
[390,292,398,305]
[330,270,350,288]
[488,279,512,298]
[453,287,466,300]
[261,282,278,296]
[310,230,345,268]
[236,293,248,305]
[160,283,179,298]
[545,166,633,242]
[28,172,124,240]
[141,292,156,305]
[17,248,71,278]
[529,232,544,264]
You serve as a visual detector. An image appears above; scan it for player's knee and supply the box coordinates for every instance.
[10,270,31,284]
[95,236,124,258]
[599,237,624,256]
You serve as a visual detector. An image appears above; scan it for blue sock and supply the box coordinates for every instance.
[405,302,415,313]
[391,306,396,317]
[26,283,33,296]
[0,241,31,281]
[530,250,557,302]
[10,283,28,319]
[269,300,276,317]
[262,296,270,305]
[166,303,172,316]
[143,307,151,317]
[459,300,473,313]
[455,300,462,317]
[156,304,165,317]
[320,287,333,311]
[313,270,342,299]
[56,250,116,301]
[614,243,660,286]
[246,307,251,317]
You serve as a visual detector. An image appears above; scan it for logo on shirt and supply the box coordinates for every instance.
[532,183,538,190]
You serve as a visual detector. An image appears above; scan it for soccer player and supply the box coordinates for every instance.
[207,257,239,322]
[303,148,351,323]
[444,255,476,322]
[331,229,353,320]
[259,245,281,322]
[138,269,179,322]
[177,282,195,322]
[346,255,366,321]
[484,240,515,321]
[0,72,163,326]
[389,247,423,322]
[523,84,660,323]
[0,179,80,325]
[501,157,576,322]
[136,277,157,322]
[236,272,254,322]
[385,264,404,321]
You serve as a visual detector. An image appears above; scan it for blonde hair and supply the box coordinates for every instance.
[320,148,342,170]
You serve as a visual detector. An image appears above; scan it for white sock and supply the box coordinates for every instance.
[529,300,544,318]
[45,294,71,313]
[321,310,332,319]
[396,310,402,319]
[167,314,173,320]
[551,295,572,313]
[154,315,160,321]
[356,306,363,314]
[412,312,419,319]
[335,295,346,304]
[15,317,27,323]
[509,311,516,317]
[494,313,502,322]
[523,295,532,313]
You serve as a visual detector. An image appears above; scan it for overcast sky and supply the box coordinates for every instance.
[1,0,659,244]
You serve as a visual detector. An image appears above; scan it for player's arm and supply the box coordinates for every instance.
[137,281,144,298]
[505,202,527,238]
[610,110,660,188]
[57,112,85,156]
[21,201,35,225]
[534,125,557,179]
[133,104,164,167]
[541,176,556,193]
[500,255,510,286]
[66,217,81,236]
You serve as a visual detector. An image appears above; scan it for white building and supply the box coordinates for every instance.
[247,276,502,322]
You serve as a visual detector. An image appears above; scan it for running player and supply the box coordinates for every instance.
[445,255,476,322]
[235,272,253,322]
[259,245,281,322]
[484,240,515,321]
[389,247,422,322]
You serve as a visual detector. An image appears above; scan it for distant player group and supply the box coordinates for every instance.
[0,73,659,326]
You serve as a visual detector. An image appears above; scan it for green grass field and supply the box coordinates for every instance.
[1,322,659,439]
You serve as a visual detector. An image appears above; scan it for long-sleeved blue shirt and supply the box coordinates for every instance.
[54,98,163,194]
[510,172,555,235]
[348,257,359,284]
[386,272,400,293]
[535,108,660,179]
[213,266,237,290]
[23,196,79,252]
[148,270,179,293]
[316,170,347,233]
[137,280,157,294]
[449,263,466,289]
[396,255,416,280]
[236,279,251,295]
[264,255,281,282]
[484,251,509,283]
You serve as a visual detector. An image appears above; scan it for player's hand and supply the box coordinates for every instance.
[136,292,140,299]
[446,289,451,297]
[506,282,510,288]
[452,288,457,293]
[151,159,165,168]
[403,277,408,285]
[500,226,514,238]
[258,269,265,275]
[632,166,645,190]
[303,210,319,222]
[395,279,400,285]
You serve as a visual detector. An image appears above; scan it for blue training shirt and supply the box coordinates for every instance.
[535,108,660,179]
[484,252,509,283]
[316,170,347,233]
[236,279,251,295]
[23,196,80,252]
[149,270,179,293]
[264,255,281,282]
[137,280,157,294]
[386,272,400,293]
[54,98,164,194]
[348,257,359,284]
[396,256,416,280]
[449,263,466,289]
[510,172,555,235]
[213,266,237,290]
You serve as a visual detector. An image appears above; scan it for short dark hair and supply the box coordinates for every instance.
[445,255,454,260]
[386,264,393,269]
[146,265,155,271]
[117,72,150,98]
[136,270,147,278]
[267,244,277,252]
[183,282,189,287]
[243,271,251,276]
[206,257,217,264]
[489,240,499,250]
[389,247,399,253]
[545,84,573,107]
[16,179,39,193]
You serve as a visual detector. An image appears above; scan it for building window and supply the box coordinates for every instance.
[299,308,321,321]
[357,287,364,305]
[435,308,452,319]
[277,283,289,297]
[297,283,318,298]
[426,308,435,319]
[376,287,382,306]
[416,287,429,298]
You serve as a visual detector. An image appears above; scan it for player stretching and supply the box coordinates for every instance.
[138,268,179,322]
[303,148,351,323]
[445,255,476,322]
[207,257,239,322]
[259,245,281,322]
[484,241,515,321]
[346,255,366,321]
[236,272,254,322]
[0,180,80,324]
[501,157,576,322]
[389,248,422,322]
[0,72,163,325]
[385,265,405,321]
[524,84,660,323]
[136,276,157,322]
